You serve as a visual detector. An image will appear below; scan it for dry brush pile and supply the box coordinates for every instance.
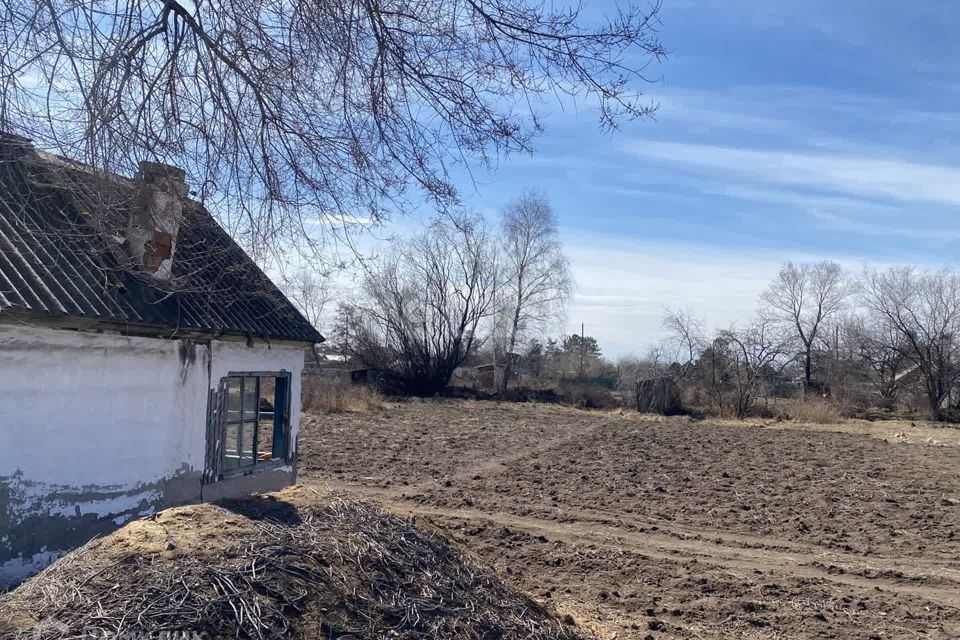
[1,490,584,640]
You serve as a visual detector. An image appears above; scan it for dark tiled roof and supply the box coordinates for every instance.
[0,141,323,343]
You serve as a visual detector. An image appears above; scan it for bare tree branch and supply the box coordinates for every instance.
[1,0,665,266]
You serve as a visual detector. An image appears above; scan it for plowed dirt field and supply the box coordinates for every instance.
[299,400,960,639]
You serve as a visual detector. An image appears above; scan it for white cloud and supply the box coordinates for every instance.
[560,234,786,358]
[624,140,960,207]
[704,185,900,213]
[556,229,950,359]
[804,210,960,242]
[310,213,375,226]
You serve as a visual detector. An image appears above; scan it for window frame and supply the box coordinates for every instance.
[209,370,292,482]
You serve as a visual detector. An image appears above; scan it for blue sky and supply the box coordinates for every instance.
[432,0,960,358]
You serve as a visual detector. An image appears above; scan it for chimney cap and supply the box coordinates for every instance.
[137,160,187,183]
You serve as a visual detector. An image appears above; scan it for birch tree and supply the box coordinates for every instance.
[497,192,572,390]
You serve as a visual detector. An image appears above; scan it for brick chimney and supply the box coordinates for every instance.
[128,161,188,279]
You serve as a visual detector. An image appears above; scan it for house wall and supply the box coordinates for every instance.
[0,323,304,587]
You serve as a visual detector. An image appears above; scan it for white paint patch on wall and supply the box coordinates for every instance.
[7,478,163,519]
[0,324,210,486]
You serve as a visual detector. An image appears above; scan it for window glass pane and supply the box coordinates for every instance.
[239,422,256,466]
[259,377,277,417]
[257,377,281,462]
[256,418,274,462]
[257,376,286,461]
[217,374,289,474]
[227,377,242,422]
[223,423,241,469]
[242,377,258,420]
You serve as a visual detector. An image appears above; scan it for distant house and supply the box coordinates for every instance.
[303,348,354,380]
[451,366,477,387]
[475,354,532,390]
[0,134,323,586]
[475,362,504,389]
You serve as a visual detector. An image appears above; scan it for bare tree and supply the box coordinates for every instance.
[762,261,849,391]
[337,214,499,395]
[282,270,331,330]
[848,315,908,410]
[722,316,793,419]
[696,334,733,417]
[615,354,644,391]
[809,313,867,404]
[662,308,704,378]
[497,191,572,391]
[861,267,960,420]
[1,1,665,264]
[615,345,669,390]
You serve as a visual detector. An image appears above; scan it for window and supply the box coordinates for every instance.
[221,373,290,472]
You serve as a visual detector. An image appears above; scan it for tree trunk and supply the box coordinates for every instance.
[929,392,943,421]
[499,306,522,392]
[925,373,944,421]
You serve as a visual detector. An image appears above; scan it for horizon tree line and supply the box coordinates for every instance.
[653,261,960,421]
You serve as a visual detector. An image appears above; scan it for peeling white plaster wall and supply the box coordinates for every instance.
[1,325,210,486]
[0,550,63,587]
[8,480,164,520]
[0,323,306,587]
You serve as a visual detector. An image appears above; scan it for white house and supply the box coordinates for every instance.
[0,134,323,587]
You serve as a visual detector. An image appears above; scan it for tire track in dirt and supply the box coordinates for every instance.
[478,500,960,580]
[406,417,612,495]
[306,480,960,610]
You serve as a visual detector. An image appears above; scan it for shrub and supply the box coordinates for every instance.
[555,382,620,409]
[635,377,683,415]
[935,407,960,424]
[302,377,384,414]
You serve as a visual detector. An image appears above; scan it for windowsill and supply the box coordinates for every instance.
[219,458,290,481]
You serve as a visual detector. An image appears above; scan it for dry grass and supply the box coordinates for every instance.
[780,396,844,424]
[301,377,384,414]
[702,405,960,447]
